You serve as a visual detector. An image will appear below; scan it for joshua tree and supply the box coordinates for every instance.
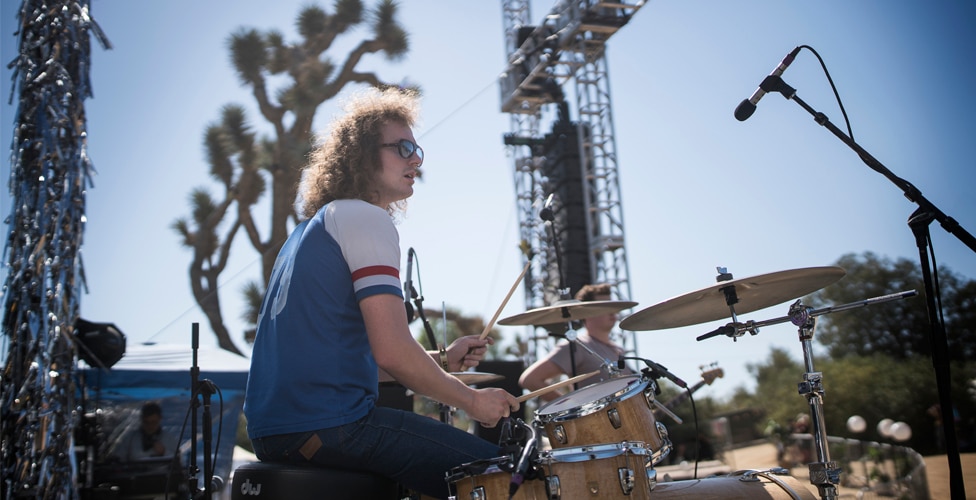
[172,0,410,354]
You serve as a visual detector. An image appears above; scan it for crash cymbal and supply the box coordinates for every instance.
[451,371,505,385]
[497,299,638,326]
[619,266,845,331]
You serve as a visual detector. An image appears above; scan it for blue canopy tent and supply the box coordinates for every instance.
[83,342,250,498]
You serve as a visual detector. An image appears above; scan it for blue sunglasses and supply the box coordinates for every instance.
[381,139,424,164]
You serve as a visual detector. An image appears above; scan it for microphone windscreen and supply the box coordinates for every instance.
[734,99,756,121]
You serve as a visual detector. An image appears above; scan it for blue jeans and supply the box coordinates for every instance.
[251,406,502,499]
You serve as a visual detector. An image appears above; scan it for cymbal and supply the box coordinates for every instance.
[619,266,846,331]
[451,372,504,385]
[497,299,638,326]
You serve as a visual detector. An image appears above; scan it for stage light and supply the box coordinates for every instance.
[74,318,127,369]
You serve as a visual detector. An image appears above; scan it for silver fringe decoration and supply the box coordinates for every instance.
[2,1,109,498]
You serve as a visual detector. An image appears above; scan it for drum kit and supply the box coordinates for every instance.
[443,265,916,500]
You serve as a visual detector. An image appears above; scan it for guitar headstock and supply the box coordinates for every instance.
[699,362,724,385]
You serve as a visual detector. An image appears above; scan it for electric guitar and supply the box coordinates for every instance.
[655,364,723,417]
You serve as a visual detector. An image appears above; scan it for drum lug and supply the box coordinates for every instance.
[646,466,658,492]
[643,387,655,409]
[607,408,622,429]
[653,421,673,466]
[552,424,568,445]
[470,485,487,500]
[656,420,669,440]
[545,475,561,499]
[617,467,635,495]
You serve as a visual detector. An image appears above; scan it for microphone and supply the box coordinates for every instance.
[404,248,416,323]
[540,193,555,222]
[734,46,801,121]
[644,358,688,389]
[623,356,688,389]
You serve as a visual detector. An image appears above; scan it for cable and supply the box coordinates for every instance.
[799,44,855,141]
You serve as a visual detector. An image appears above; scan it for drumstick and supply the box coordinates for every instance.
[479,261,531,340]
[516,370,601,403]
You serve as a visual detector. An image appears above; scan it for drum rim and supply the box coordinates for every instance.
[535,375,649,421]
[538,441,651,463]
[446,456,513,482]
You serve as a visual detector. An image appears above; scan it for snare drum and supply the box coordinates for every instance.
[537,441,655,499]
[447,456,546,500]
[535,375,671,465]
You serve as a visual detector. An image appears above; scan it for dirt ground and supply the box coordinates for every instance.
[921,453,976,500]
[718,442,976,499]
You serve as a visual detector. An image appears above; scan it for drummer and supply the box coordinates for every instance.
[244,87,519,500]
[518,283,635,402]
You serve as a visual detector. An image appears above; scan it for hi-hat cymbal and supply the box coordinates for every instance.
[497,299,638,326]
[451,372,505,385]
[619,266,846,331]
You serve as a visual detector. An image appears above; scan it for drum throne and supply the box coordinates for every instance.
[230,461,400,500]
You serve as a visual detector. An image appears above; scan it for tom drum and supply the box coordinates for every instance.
[535,375,671,465]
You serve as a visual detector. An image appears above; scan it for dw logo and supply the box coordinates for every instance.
[240,478,262,496]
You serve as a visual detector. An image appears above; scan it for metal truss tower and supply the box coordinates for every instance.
[499,1,645,359]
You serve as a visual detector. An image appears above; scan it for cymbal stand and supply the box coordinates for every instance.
[696,290,917,342]
[539,195,580,383]
[788,301,840,500]
[696,291,918,500]
[438,403,455,426]
[562,324,620,381]
[432,304,456,425]
[412,289,441,364]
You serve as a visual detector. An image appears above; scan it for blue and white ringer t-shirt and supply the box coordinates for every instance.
[245,199,403,439]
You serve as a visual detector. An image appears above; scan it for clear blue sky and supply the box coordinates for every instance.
[3,1,974,402]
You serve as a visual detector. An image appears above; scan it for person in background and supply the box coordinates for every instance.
[119,401,167,461]
[244,87,519,499]
[518,283,634,402]
[790,413,813,465]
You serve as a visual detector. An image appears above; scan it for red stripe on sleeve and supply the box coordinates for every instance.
[351,265,399,281]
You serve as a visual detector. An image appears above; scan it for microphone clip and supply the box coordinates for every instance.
[759,75,796,100]
[509,419,540,497]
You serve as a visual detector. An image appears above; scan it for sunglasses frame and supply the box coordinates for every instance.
[381,139,424,164]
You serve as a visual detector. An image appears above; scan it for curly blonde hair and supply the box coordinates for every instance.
[298,86,421,219]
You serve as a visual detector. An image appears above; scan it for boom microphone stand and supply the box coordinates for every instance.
[763,74,973,500]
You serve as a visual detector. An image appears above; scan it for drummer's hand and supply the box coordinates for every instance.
[468,388,520,428]
[447,335,493,372]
